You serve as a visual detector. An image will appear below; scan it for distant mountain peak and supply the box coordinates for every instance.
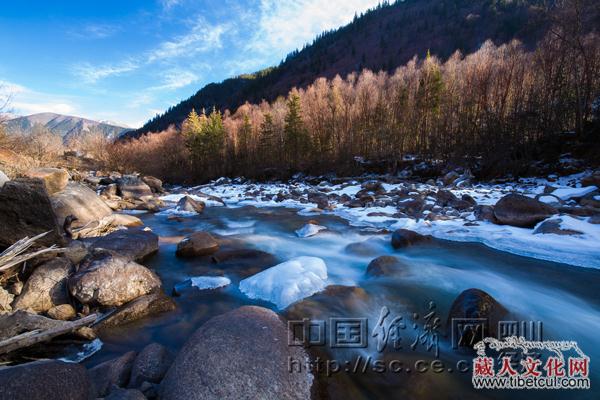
[2,112,131,142]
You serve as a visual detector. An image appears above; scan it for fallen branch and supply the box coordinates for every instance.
[0,231,66,276]
[0,313,97,355]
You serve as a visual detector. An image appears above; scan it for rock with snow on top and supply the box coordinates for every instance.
[295,223,327,238]
[176,196,205,213]
[493,193,557,228]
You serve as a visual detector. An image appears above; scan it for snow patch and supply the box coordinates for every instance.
[551,186,597,200]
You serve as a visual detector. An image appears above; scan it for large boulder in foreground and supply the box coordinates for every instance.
[88,351,137,397]
[493,193,557,228]
[0,360,93,400]
[129,342,174,388]
[50,182,112,226]
[160,306,313,400]
[69,250,161,307]
[0,178,64,247]
[12,257,73,313]
[176,232,218,257]
[25,167,69,194]
[391,229,431,249]
[85,228,159,262]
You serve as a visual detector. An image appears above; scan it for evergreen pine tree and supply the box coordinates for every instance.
[284,93,309,168]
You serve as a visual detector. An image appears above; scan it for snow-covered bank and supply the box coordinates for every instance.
[159,171,600,269]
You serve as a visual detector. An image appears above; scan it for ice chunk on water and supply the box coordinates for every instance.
[239,256,328,309]
[189,276,231,290]
[59,339,103,363]
[295,223,327,238]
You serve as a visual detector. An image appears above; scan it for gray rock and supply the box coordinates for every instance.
[366,256,409,277]
[100,183,118,198]
[46,304,76,320]
[129,343,174,388]
[13,257,73,313]
[50,182,112,226]
[442,171,460,186]
[533,219,583,236]
[69,250,161,307]
[493,193,557,228]
[284,285,369,323]
[85,228,158,262]
[307,191,329,209]
[25,168,69,194]
[474,205,496,223]
[344,238,384,256]
[160,306,313,400]
[89,351,137,396]
[63,239,89,264]
[176,232,218,257]
[391,229,431,249]
[117,175,153,200]
[461,193,477,206]
[142,176,164,194]
[176,196,204,213]
[0,178,65,248]
[0,360,93,400]
[435,190,458,206]
[95,292,176,330]
[447,288,509,347]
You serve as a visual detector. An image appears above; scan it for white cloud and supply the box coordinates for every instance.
[160,0,181,10]
[151,69,199,90]
[248,0,381,56]
[0,79,77,116]
[12,101,75,115]
[73,60,139,83]
[147,18,227,62]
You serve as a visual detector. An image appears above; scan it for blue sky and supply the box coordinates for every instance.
[0,0,382,127]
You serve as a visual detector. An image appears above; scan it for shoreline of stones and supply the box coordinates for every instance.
[0,166,598,399]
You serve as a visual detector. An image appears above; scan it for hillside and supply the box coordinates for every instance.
[3,112,130,143]
[135,0,560,136]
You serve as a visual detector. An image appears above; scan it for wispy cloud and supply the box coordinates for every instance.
[0,80,77,116]
[70,23,120,39]
[72,17,225,88]
[160,0,182,10]
[151,69,199,90]
[147,18,227,62]
[72,60,139,83]
[12,101,75,115]
[248,0,381,56]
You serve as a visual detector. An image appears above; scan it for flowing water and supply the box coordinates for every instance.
[82,205,600,399]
